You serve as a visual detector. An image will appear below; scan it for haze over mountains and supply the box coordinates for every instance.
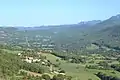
[0,14,120,53]
[14,14,120,31]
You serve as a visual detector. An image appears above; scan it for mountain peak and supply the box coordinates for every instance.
[78,20,101,26]
[109,14,120,20]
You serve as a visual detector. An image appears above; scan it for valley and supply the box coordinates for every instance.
[0,14,120,80]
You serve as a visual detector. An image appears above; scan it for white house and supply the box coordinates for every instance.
[25,59,32,63]
[33,59,41,62]
[18,53,21,56]
[41,62,45,65]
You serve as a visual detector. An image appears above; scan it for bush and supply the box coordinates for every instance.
[19,71,27,76]
[89,60,94,63]
[86,65,99,69]
[56,59,59,62]
[42,74,51,80]
[52,74,65,80]
[66,76,72,80]
[98,61,110,69]
[53,64,59,67]
[59,70,65,73]
[96,72,120,80]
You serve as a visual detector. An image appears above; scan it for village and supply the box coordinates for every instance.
[17,50,66,77]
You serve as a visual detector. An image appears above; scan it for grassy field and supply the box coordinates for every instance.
[42,53,100,80]
[41,53,120,80]
[2,49,22,54]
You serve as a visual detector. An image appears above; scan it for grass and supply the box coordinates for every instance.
[109,61,119,65]
[41,53,100,80]
[19,69,54,78]
[86,44,99,50]
[60,63,100,80]
[2,49,120,80]
[42,53,120,80]
[87,69,120,78]
[2,49,22,54]
[41,53,61,63]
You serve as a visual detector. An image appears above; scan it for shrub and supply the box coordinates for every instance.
[52,74,65,80]
[42,74,51,80]
[59,70,65,73]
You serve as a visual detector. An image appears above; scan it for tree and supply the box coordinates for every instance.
[98,61,109,69]
[66,76,72,80]
[117,57,120,63]
[59,70,65,73]
[56,59,59,62]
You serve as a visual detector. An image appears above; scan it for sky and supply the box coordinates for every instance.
[0,0,120,27]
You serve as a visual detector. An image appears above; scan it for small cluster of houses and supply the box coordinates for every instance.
[23,56,41,63]
[17,52,66,76]
[17,52,46,65]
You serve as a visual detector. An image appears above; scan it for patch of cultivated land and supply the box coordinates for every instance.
[41,53,100,80]
[2,49,22,54]
[42,53,120,80]
[20,69,42,77]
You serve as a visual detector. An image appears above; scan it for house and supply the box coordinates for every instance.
[24,56,33,63]
[37,52,42,55]
[41,62,45,65]
[26,56,33,60]
[18,53,21,56]
[25,59,32,63]
[33,59,41,62]
[59,73,66,75]
[44,59,48,62]
[53,71,59,74]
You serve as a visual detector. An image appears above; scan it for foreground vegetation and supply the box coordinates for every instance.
[41,52,120,80]
[0,44,120,80]
[0,46,72,80]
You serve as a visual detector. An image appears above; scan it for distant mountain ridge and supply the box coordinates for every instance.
[1,14,120,53]
[17,14,120,31]
[109,14,120,20]
[78,20,101,26]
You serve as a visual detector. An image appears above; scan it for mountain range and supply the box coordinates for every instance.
[0,14,120,53]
